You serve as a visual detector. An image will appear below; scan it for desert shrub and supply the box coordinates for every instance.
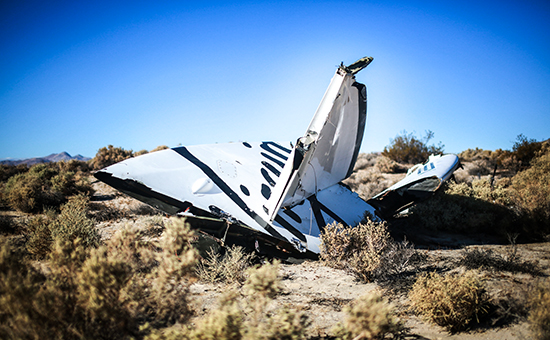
[0,238,129,340]
[0,215,200,339]
[320,219,418,282]
[528,279,550,340]
[353,152,378,171]
[2,163,93,213]
[244,260,309,340]
[141,215,166,237]
[467,158,495,176]
[147,260,309,340]
[90,145,134,170]
[512,134,544,171]
[26,215,55,257]
[452,178,512,205]
[25,195,99,259]
[0,164,29,183]
[102,218,197,329]
[459,147,493,162]
[510,150,550,238]
[344,170,400,202]
[196,245,255,284]
[106,224,156,273]
[145,217,199,325]
[382,130,444,164]
[57,159,91,173]
[49,195,100,249]
[333,291,402,340]
[88,202,127,221]
[151,145,169,153]
[185,292,244,340]
[257,305,310,340]
[409,270,489,332]
[0,242,56,339]
[375,156,406,173]
[134,149,149,157]
[244,260,281,299]
[77,246,133,328]
[3,164,63,213]
[409,179,517,236]
[459,247,541,275]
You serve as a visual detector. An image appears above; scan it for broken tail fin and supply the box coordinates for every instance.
[262,57,373,222]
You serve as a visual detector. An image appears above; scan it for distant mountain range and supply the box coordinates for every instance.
[0,152,91,166]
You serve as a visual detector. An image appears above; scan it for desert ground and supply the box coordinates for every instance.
[83,153,549,340]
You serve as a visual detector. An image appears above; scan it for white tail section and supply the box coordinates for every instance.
[262,59,371,222]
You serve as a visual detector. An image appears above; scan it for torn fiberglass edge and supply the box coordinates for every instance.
[94,57,460,260]
[367,154,461,219]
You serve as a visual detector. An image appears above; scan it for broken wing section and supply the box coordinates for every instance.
[367,154,460,218]
[93,144,290,240]
[264,57,372,220]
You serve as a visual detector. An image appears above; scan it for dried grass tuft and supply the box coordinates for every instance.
[409,270,489,332]
[196,245,255,284]
[320,218,419,282]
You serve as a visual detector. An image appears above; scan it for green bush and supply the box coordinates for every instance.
[320,218,418,282]
[382,130,444,164]
[2,163,93,213]
[408,270,489,332]
[333,291,402,340]
[91,145,134,170]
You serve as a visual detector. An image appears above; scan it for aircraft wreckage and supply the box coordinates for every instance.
[95,57,460,260]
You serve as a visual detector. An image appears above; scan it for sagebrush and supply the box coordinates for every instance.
[510,149,550,238]
[333,291,402,340]
[320,218,418,282]
[2,163,93,213]
[26,195,100,258]
[196,244,255,284]
[91,145,134,170]
[0,217,198,339]
[146,260,310,340]
[409,270,489,332]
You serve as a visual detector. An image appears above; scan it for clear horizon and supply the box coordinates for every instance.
[1,1,549,160]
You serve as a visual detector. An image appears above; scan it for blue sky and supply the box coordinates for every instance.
[1,0,549,160]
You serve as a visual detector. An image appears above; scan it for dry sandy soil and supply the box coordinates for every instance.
[90,172,550,340]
